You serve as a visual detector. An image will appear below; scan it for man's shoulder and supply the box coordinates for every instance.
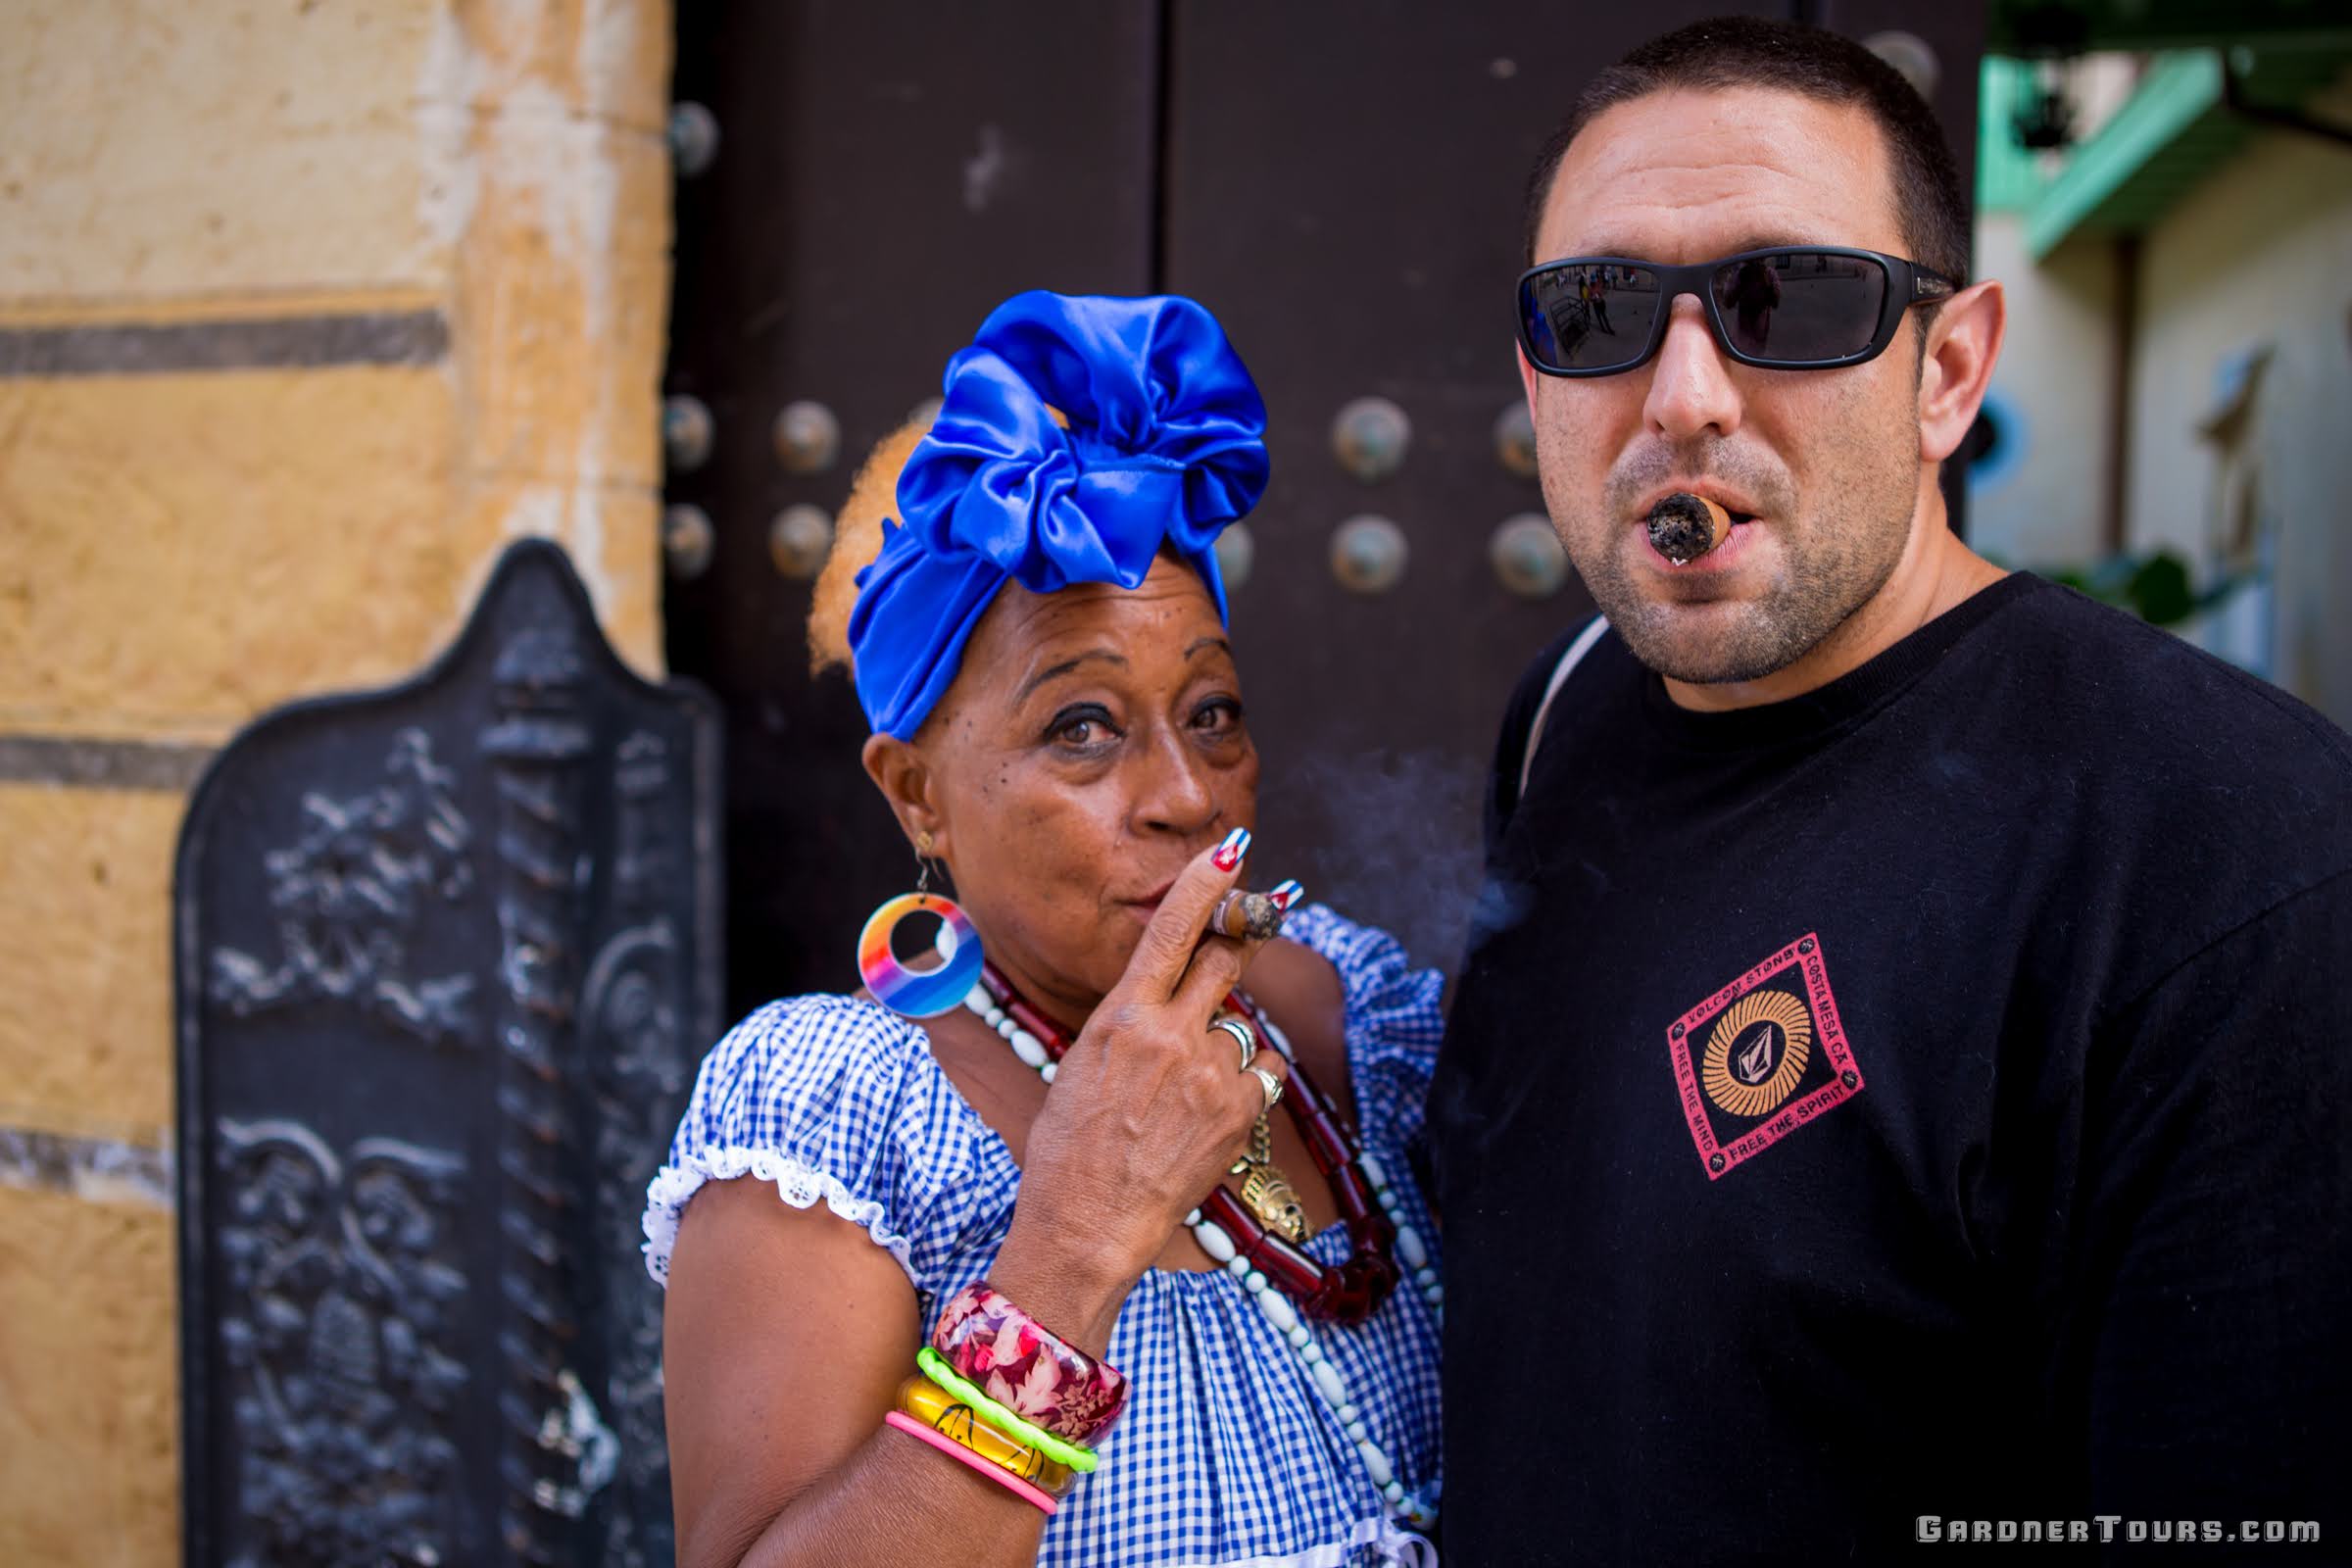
[1973,577,2352,988]
[1484,612,1635,852]
[1499,612,1644,726]
[1987,575,2352,790]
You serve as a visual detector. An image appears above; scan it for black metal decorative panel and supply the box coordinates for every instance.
[176,539,722,1568]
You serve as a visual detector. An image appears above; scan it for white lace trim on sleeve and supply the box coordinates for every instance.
[640,1145,918,1289]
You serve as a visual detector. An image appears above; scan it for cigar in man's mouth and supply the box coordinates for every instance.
[1645,491,1735,564]
[1210,881,1303,940]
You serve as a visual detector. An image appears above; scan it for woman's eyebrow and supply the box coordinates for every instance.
[1015,649,1127,705]
[1185,636,1232,662]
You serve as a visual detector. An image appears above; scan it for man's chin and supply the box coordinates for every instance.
[1610,596,1809,685]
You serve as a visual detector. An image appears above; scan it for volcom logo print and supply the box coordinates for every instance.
[1666,933,1864,1180]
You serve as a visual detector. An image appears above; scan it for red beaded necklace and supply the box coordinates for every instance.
[977,961,1399,1326]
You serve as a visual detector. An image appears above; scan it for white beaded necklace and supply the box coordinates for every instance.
[961,982,1444,1531]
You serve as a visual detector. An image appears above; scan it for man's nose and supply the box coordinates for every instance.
[1641,296,1743,444]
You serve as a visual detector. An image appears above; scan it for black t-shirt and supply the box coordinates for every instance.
[1429,574,2352,1564]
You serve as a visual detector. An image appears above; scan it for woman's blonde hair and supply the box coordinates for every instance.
[809,405,1076,681]
[807,416,933,679]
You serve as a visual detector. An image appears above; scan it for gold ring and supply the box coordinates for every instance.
[1211,1016,1257,1071]
[1247,1063,1283,1112]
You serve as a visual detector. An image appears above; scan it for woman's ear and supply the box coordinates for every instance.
[860,732,947,861]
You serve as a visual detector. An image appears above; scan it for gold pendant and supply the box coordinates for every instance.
[1241,1160,1311,1244]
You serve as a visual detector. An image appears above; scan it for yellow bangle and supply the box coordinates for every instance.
[916,1348,1101,1473]
[897,1376,1076,1494]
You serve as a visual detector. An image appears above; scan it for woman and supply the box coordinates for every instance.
[643,292,1445,1568]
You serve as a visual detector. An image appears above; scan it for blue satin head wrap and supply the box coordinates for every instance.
[847,291,1270,740]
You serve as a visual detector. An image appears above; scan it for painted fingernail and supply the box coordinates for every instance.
[1269,878,1304,909]
[1211,826,1251,872]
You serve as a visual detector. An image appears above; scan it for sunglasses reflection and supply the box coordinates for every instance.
[1537,265,1641,362]
[1724,260,1781,342]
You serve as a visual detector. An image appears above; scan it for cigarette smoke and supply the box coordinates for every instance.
[1264,745,1490,974]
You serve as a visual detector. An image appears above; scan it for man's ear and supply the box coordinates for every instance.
[1918,278,2005,465]
[1518,340,1543,419]
[860,733,946,862]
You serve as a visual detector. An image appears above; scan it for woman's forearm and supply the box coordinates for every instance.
[710,1422,1053,1568]
[711,1212,1147,1568]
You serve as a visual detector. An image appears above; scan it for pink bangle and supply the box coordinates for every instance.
[884,1410,1059,1515]
[931,1283,1130,1444]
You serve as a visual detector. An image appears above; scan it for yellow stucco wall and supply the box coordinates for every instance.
[0,3,674,1559]
[0,785,183,1142]
[0,1188,179,1568]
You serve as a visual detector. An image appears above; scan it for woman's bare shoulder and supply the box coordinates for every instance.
[1242,937,1352,1110]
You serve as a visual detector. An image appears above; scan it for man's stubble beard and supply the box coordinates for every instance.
[1540,409,1921,687]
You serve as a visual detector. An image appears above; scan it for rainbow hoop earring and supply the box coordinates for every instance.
[858,846,984,1017]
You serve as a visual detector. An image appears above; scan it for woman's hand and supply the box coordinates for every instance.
[990,834,1289,1354]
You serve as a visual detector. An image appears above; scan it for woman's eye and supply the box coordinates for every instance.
[1048,706,1117,749]
[1193,697,1245,734]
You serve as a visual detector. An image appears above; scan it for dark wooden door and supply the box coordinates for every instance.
[665,1,1983,1013]
[663,2,1163,1016]
[1161,2,1776,966]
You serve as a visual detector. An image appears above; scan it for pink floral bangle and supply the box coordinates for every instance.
[930,1282,1130,1444]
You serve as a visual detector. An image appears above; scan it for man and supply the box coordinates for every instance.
[1430,18,2351,1563]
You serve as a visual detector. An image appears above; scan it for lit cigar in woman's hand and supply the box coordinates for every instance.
[1646,491,1733,564]
[1209,880,1303,940]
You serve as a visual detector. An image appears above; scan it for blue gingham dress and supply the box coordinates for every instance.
[643,903,1445,1567]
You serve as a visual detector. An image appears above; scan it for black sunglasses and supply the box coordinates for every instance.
[1516,246,1956,376]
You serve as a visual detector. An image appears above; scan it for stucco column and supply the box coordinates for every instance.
[0,4,674,1558]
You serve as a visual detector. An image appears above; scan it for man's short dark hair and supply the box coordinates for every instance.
[1523,17,1969,285]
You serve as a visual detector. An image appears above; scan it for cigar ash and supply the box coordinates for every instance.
[1645,491,1738,565]
[1212,889,1286,941]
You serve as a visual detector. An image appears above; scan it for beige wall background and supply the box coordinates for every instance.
[1966,212,2116,570]
[0,2,673,1561]
[2126,68,2352,721]
[1972,63,2352,729]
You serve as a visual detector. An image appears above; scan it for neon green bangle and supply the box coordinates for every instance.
[915,1348,1101,1473]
